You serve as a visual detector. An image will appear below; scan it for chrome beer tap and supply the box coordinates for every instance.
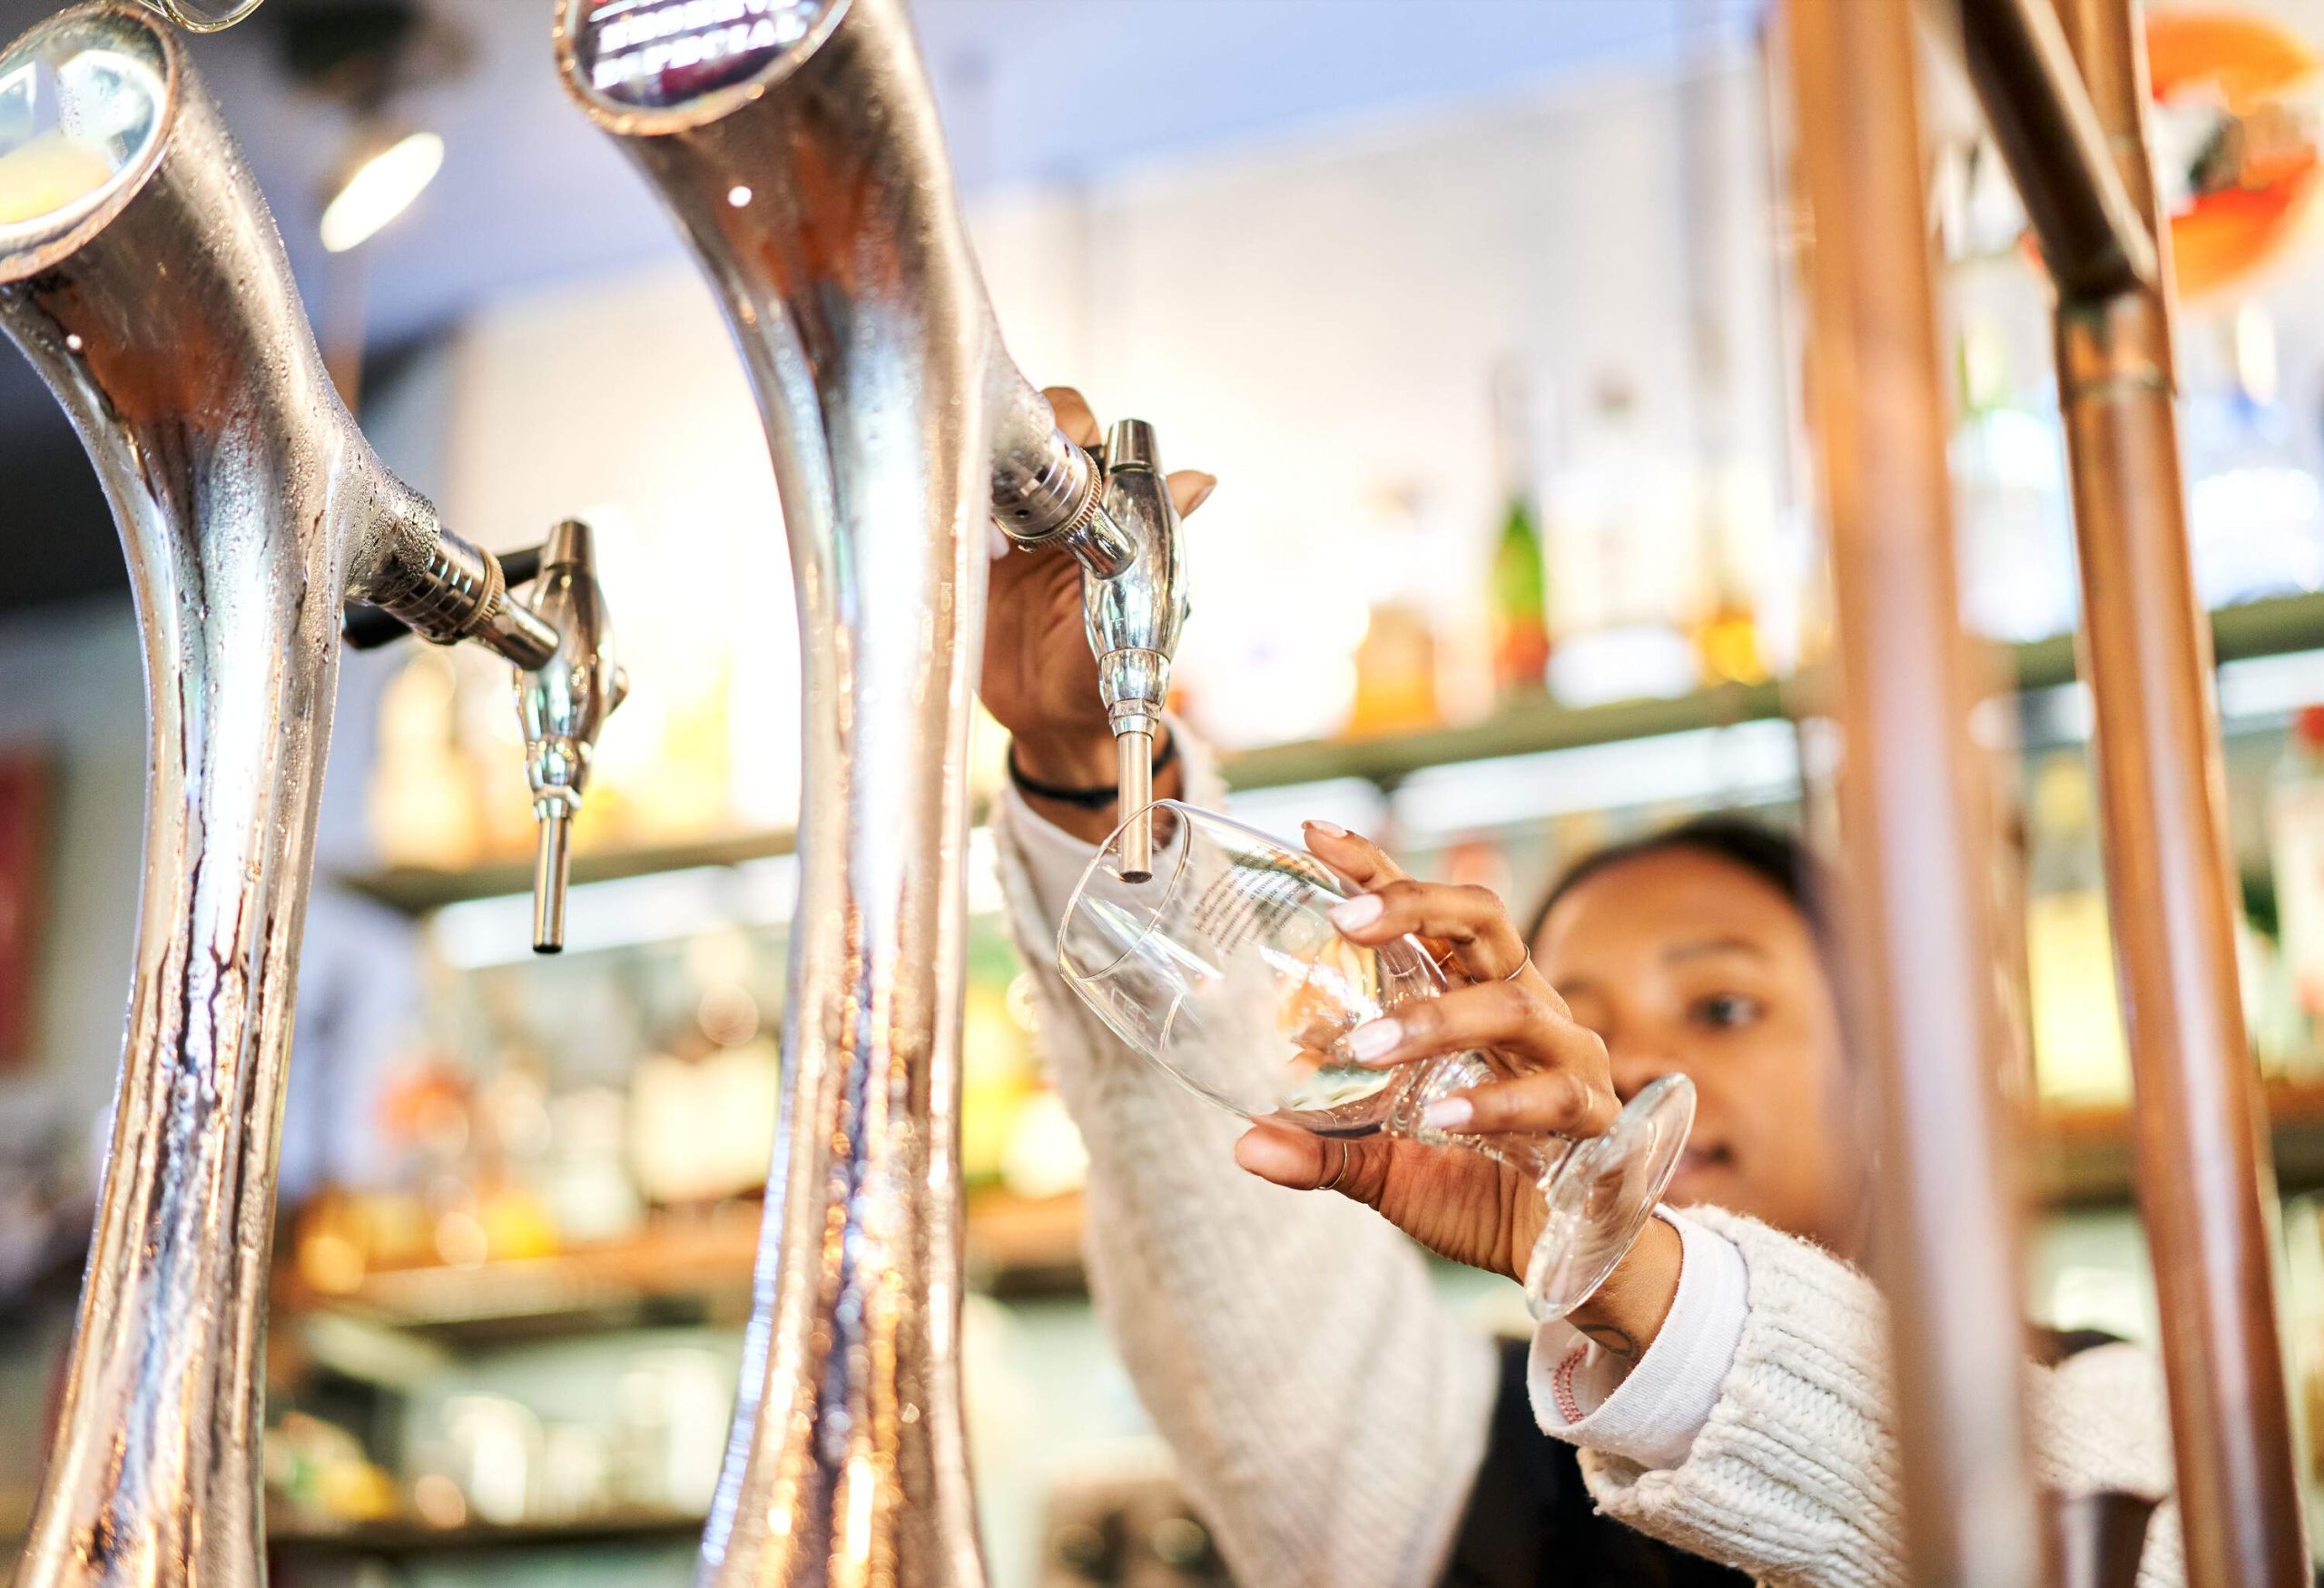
[0,9,615,1582]
[556,0,1187,1579]
[988,383,1187,880]
[344,527,627,953]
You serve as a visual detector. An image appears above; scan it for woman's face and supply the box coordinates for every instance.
[1534,846,1856,1253]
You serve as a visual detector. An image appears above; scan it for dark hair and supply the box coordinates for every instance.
[1524,815,1822,950]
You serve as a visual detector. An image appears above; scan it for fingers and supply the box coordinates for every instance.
[1042,386,1101,448]
[1329,875,1535,987]
[1168,469,1218,518]
[1426,1068,1620,1140]
[1343,978,1602,1081]
[1039,388,1217,520]
[1301,822,1410,893]
[1234,1124,1394,1207]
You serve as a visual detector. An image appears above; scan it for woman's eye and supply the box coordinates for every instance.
[1691,992,1763,1030]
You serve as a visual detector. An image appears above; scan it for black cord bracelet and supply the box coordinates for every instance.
[1007,732,1178,809]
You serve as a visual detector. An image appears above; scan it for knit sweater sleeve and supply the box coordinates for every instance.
[1573,1205,2183,1587]
[990,737,1499,1588]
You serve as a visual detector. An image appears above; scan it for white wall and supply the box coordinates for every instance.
[428,44,1782,764]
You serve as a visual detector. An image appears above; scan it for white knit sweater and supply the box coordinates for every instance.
[991,746,2186,1587]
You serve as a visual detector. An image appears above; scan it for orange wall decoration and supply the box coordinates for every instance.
[2150,7,2324,299]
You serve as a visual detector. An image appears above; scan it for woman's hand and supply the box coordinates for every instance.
[1235,824,1682,1357]
[980,387,1215,841]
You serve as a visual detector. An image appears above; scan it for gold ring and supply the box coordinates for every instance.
[1321,1138,1354,1192]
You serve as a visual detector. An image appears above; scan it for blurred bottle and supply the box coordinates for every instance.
[1949,318,2079,643]
[2024,753,2132,1105]
[1692,457,1777,687]
[628,1001,780,1207]
[2185,301,2324,609]
[961,942,1037,1189]
[630,656,737,843]
[1485,365,1551,705]
[1543,373,1701,707]
[368,652,487,870]
[1349,484,1445,736]
[2270,706,2324,1062]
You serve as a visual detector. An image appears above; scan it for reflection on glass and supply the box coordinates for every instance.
[0,13,165,232]
[1058,799,1694,1319]
[135,0,267,34]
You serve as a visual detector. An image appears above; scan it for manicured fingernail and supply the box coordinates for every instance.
[1329,894,1383,931]
[1187,475,1218,511]
[1422,1098,1473,1132]
[1345,1019,1401,1061]
[1305,819,1348,839]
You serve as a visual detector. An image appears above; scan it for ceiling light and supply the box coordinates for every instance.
[320,128,441,253]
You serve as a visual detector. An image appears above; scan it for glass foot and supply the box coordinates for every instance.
[1522,1072,1696,1322]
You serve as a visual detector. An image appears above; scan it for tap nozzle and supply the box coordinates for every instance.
[515,519,625,954]
[531,797,574,953]
[1116,726,1157,882]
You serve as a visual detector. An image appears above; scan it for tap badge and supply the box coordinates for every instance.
[571,0,832,110]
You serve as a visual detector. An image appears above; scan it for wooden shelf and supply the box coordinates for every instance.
[340,825,807,915]
[271,1085,2324,1356]
[274,1189,1087,1348]
[333,594,2324,917]
[268,1508,703,1556]
[2034,1077,2324,1208]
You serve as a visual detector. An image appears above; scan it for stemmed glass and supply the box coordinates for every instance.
[1058,800,1694,1321]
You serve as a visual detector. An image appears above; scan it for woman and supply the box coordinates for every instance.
[986,390,2181,1586]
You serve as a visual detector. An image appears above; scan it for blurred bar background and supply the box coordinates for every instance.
[13,0,2324,1581]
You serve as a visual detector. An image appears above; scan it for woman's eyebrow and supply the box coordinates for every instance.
[1663,937,1767,964]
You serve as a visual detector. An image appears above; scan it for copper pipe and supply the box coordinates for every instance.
[1784,1,2044,1582]
[2040,1,2306,1578]
[1950,0,2155,296]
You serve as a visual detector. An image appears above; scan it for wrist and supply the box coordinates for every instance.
[1561,1213,1683,1364]
[1009,730,1120,790]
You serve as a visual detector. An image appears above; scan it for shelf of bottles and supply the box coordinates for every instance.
[325,281,2324,1299]
[285,230,2324,1556]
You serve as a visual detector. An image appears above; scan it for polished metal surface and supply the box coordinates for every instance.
[557,0,997,1578]
[516,518,627,954]
[0,8,589,1581]
[1948,0,2154,297]
[0,8,403,1582]
[360,523,561,669]
[2038,0,2307,1577]
[1783,0,2043,1583]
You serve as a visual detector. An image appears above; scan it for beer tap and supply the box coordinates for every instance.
[344,523,627,954]
[990,390,1187,882]
[0,9,616,1580]
[554,0,1195,1578]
